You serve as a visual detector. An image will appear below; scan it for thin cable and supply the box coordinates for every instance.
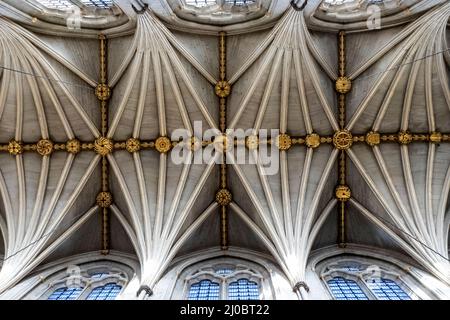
[0,66,95,91]
[364,208,450,262]
[0,48,446,100]
[344,47,450,126]
[0,207,98,263]
[0,28,448,265]
[356,48,450,82]
[344,46,450,262]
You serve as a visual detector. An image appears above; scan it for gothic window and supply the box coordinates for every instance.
[41,263,129,300]
[47,287,83,300]
[320,259,416,300]
[326,277,368,300]
[228,278,260,300]
[185,261,265,300]
[188,279,221,300]
[86,283,123,300]
[366,278,411,300]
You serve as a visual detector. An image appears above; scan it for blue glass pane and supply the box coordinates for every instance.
[216,268,234,276]
[48,287,83,300]
[90,272,108,280]
[228,279,259,300]
[86,283,122,300]
[327,277,368,300]
[367,278,411,300]
[188,280,220,300]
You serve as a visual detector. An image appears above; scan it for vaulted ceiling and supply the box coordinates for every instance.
[0,0,449,295]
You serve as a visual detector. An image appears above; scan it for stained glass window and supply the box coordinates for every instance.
[47,287,83,300]
[228,278,259,300]
[188,279,220,300]
[327,277,368,300]
[367,278,411,300]
[86,283,122,300]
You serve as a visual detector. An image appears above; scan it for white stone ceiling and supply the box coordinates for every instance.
[0,0,448,295]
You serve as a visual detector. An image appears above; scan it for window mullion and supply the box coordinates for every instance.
[358,277,378,300]
[76,284,91,300]
[221,279,227,300]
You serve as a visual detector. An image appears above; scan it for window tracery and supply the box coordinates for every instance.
[326,277,368,300]
[366,278,411,300]
[47,287,83,300]
[86,283,123,300]
[320,259,414,300]
[185,261,265,300]
[188,279,221,300]
[42,264,129,300]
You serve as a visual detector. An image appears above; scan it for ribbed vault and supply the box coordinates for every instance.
[0,0,448,299]
[0,16,101,294]
[346,3,450,285]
